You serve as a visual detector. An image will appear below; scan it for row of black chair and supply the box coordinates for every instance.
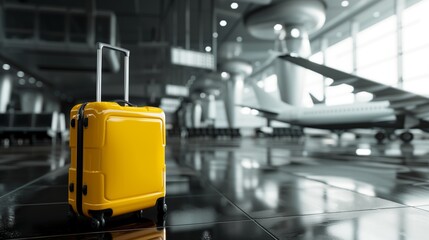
[0,113,61,145]
[255,127,304,138]
[168,128,241,138]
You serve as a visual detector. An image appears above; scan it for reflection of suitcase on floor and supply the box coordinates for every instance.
[68,43,167,228]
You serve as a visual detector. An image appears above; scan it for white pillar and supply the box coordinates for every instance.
[224,74,245,128]
[20,91,44,113]
[192,101,202,128]
[207,94,216,122]
[275,26,311,107]
[0,75,12,113]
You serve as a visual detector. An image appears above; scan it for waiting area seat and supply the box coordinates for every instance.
[0,112,68,145]
[167,127,241,138]
[255,127,304,138]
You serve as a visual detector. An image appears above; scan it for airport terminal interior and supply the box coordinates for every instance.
[3,0,429,239]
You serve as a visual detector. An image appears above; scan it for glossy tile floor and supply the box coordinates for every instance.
[2,136,429,239]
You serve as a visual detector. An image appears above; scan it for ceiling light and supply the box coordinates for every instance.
[17,71,24,77]
[205,46,212,52]
[212,32,218,38]
[219,20,227,27]
[221,72,230,79]
[341,0,349,7]
[373,11,380,18]
[200,92,206,98]
[290,28,300,38]
[236,36,242,42]
[273,24,283,31]
[2,64,10,71]
[230,2,239,9]
[28,77,36,84]
[36,81,43,88]
[18,79,26,85]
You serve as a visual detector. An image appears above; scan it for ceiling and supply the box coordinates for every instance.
[0,0,377,106]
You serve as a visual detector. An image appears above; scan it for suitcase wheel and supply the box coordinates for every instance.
[156,197,167,216]
[90,213,106,229]
[67,204,78,221]
[136,209,145,219]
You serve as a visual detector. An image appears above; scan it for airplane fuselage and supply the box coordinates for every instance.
[277,101,396,128]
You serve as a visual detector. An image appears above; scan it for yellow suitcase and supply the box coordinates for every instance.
[68,43,167,228]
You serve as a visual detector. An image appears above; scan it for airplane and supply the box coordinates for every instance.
[242,54,429,143]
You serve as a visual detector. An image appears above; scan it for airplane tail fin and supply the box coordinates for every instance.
[249,81,294,114]
[309,93,325,105]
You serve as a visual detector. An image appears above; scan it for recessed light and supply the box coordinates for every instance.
[205,46,212,52]
[212,32,218,38]
[341,0,349,7]
[18,79,26,85]
[29,77,36,84]
[373,11,380,18]
[219,20,227,27]
[236,36,242,42]
[36,81,43,88]
[221,72,230,79]
[2,64,10,71]
[17,71,24,77]
[273,24,283,31]
[290,28,300,38]
[230,2,238,9]
[200,92,206,98]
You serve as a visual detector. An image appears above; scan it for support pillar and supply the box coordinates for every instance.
[192,100,202,128]
[0,74,12,113]
[274,25,311,107]
[20,90,44,113]
[244,0,326,107]
[221,60,252,128]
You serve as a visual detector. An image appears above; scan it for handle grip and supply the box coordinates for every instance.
[96,42,130,102]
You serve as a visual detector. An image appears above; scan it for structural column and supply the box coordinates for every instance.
[244,0,326,107]
[192,100,202,128]
[221,60,252,128]
[274,25,312,106]
[0,74,12,113]
[20,90,44,113]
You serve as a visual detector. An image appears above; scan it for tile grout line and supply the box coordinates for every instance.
[205,182,279,240]
[0,166,68,201]
[251,205,412,221]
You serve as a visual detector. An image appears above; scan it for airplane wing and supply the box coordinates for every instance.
[279,54,429,120]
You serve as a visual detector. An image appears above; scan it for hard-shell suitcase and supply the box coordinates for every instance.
[68,43,167,228]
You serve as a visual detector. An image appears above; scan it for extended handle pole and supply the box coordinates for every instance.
[96,42,130,102]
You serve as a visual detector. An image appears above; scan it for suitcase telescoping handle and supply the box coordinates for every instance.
[96,42,130,102]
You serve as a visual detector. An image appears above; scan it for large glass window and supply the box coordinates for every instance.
[305,52,325,105]
[309,0,429,100]
[402,0,429,95]
[356,4,397,86]
[325,37,353,73]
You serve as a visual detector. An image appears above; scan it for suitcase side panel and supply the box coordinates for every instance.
[103,116,165,201]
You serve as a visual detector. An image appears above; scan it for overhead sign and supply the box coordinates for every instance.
[171,47,215,70]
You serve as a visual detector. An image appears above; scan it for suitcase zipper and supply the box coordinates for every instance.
[76,103,88,216]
